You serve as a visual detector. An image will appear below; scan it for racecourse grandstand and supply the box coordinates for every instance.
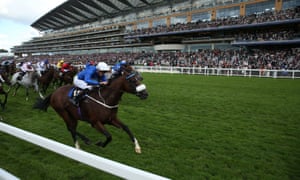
[12,0,300,69]
[11,0,300,57]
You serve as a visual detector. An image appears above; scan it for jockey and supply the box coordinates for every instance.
[36,59,49,76]
[60,62,72,77]
[61,62,72,73]
[17,62,34,81]
[70,62,110,106]
[56,59,64,70]
[111,60,127,78]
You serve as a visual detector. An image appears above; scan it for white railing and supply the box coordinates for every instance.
[134,66,300,79]
[0,122,170,180]
[0,168,20,180]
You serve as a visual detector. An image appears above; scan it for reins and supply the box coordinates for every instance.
[81,68,140,109]
[85,95,119,109]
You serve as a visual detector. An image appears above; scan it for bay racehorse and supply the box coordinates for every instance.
[11,71,42,100]
[1,60,16,77]
[38,66,55,94]
[34,65,148,153]
[52,67,77,88]
[0,70,11,110]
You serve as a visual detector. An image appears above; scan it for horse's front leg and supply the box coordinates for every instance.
[34,82,39,92]
[0,99,3,110]
[25,87,29,101]
[1,92,8,110]
[111,118,141,154]
[12,84,20,96]
[0,89,4,110]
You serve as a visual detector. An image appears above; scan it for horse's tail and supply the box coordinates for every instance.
[33,94,52,111]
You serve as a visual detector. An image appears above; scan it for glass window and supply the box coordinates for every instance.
[125,24,134,31]
[245,0,275,15]
[171,15,187,25]
[217,6,240,19]
[137,22,148,29]
[153,18,166,27]
[282,0,300,10]
[192,12,211,22]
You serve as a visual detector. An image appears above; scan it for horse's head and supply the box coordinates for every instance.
[0,72,11,86]
[120,65,148,99]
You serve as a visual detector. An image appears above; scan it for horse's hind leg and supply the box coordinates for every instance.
[67,126,81,149]
[59,111,90,148]
[94,121,112,148]
[25,88,30,101]
[111,118,141,153]
[0,99,3,110]
[75,131,91,145]
[2,92,8,110]
[0,88,8,110]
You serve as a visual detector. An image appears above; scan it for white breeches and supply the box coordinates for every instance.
[73,75,93,90]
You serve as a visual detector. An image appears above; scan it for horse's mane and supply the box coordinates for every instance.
[108,75,120,85]
[107,65,133,85]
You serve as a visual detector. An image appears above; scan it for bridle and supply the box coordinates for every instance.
[124,70,146,94]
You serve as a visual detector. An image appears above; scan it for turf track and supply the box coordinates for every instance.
[0,73,299,179]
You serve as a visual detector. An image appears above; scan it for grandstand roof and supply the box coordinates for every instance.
[31,0,186,31]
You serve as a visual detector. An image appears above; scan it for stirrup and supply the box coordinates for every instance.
[69,97,79,107]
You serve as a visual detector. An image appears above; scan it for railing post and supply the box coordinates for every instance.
[273,70,277,78]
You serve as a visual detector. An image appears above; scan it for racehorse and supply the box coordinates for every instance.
[38,66,55,94]
[34,65,148,153]
[10,71,42,100]
[0,60,16,77]
[0,71,11,110]
[60,66,78,86]
[52,67,77,88]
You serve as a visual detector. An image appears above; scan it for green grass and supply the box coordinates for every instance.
[0,74,300,180]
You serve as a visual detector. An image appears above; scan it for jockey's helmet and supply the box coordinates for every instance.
[62,62,70,69]
[96,62,110,71]
[120,60,127,65]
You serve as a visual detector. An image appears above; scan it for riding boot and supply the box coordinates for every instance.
[71,89,89,106]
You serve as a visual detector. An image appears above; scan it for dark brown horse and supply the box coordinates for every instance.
[0,70,11,110]
[34,65,148,153]
[52,67,78,88]
[38,66,55,94]
[0,60,16,77]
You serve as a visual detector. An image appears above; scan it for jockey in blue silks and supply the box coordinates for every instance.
[111,60,127,78]
[36,59,49,76]
[71,62,110,106]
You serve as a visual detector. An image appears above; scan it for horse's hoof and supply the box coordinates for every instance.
[75,141,81,149]
[95,141,103,147]
[135,147,142,154]
[84,140,91,145]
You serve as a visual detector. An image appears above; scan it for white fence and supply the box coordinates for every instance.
[134,66,300,79]
[0,122,170,180]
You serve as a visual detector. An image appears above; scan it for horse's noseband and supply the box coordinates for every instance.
[125,71,146,93]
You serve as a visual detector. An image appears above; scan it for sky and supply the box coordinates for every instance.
[0,0,67,54]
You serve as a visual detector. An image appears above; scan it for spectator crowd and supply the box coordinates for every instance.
[1,48,299,70]
[1,7,299,70]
